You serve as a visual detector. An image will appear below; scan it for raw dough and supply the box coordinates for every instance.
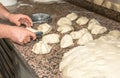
[77,32,93,45]
[42,34,60,44]
[57,25,74,34]
[88,18,100,30]
[37,23,52,34]
[57,17,72,26]
[91,24,107,35]
[32,41,52,54]
[70,28,88,39]
[76,16,89,26]
[60,34,74,48]
[26,27,38,33]
[60,39,120,78]
[93,0,104,5]
[102,0,112,9]
[66,12,78,21]
[112,3,120,12]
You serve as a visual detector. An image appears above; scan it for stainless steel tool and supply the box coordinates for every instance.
[109,0,120,4]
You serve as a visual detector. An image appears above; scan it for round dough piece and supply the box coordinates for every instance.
[112,3,120,12]
[60,34,74,48]
[91,24,107,35]
[32,41,52,54]
[57,17,72,26]
[77,32,93,45]
[37,23,52,34]
[93,0,104,5]
[57,25,74,34]
[88,18,100,30]
[66,12,78,21]
[76,16,89,26]
[42,34,60,44]
[60,39,120,78]
[70,28,88,39]
[102,0,112,9]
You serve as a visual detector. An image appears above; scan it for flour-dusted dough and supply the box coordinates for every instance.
[91,24,107,35]
[60,39,120,78]
[99,30,120,41]
[60,34,74,48]
[112,3,120,12]
[32,41,52,54]
[57,25,74,34]
[57,17,72,26]
[88,18,100,30]
[26,27,38,33]
[66,12,78,21]
[37,23,52,34]
[77,32,93,45]
[42,34,60,44]
[93,0,104,5]
[70,28,88,39]
[102,0,112,9]
[76,16,89,26]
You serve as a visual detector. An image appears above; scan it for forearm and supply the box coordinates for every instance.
[0,24,12,38]
[0,3,10,20]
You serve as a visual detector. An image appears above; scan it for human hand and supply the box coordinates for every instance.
[8,13,33,27]
[8,26,36,45]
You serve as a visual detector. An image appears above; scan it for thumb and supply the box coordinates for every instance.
[15,21,21,26]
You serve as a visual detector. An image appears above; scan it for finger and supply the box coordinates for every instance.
[22,15,33,26]
[29,32,36,40]
[19,18,31,27]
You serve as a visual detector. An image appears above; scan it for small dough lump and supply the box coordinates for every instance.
[76,16,89,26]
[60,34,74,48]
[57,17,72,26]
[93,0,104,5]
[32,41,52,54]
[66,12,78,21]
[37,23,52,34]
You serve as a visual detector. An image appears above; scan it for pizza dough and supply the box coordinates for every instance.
[57,17,72,26]
[60,34,74,48]
[77,32,93,45]
[102,0,112,9]
[93,0,104,5]
[76,16,89,26]
[32,41,52,54]
[42,34,60,44]
[37,23,52,34]
[91,24,107,35]
[57,25,74,34]
[60,38,120,78]
[88,18,100,30]
[70,28,88,39]
[66,12,78,21]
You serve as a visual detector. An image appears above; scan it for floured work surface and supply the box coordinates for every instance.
[13,1,120,78]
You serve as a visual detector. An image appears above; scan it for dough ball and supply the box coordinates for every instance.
[99,30,120,41]
[91,25,107,35]
[88,18,100,30]
[76,16,89,26]
[37,23,52,34]
[32,41,52,54]
[57,17,72,26]
[60,34,74,48]
[112,3,120,12]
[66,12,78,21]
[42,34,60,44]
[57,25,74,34]
[70,28,88,39]
[60,39,120,78]
[26,27,38,33]
[93,0,104,5]
[77,32,93,45]
[102,0,112,9]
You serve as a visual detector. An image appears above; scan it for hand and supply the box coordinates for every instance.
[8,26,36,45]
[7,13,33,27]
